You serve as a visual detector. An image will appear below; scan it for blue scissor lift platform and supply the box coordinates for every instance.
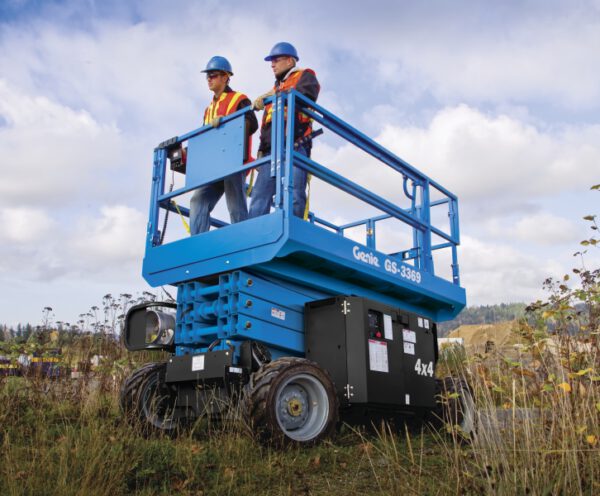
[123,89,468,443]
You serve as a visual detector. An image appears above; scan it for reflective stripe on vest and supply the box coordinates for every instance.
[262,69,315,133]
[203,91,247,125]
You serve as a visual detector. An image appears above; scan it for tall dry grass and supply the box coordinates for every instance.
[2,258,599,493]
[364,320,600,495]
[0,370,396,495]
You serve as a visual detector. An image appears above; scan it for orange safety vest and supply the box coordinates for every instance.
[262,68,316,138]
[204,90,246,124]
[204,90,253,163]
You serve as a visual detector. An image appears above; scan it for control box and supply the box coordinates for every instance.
[305,296,438,410]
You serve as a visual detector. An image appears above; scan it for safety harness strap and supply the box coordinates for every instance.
[172,200,190,234]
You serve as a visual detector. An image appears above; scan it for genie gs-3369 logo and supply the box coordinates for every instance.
[352,246,421,284]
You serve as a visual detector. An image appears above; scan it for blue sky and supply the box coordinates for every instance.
[1,0,599,327]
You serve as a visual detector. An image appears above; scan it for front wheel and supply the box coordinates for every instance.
[243,358,338,446]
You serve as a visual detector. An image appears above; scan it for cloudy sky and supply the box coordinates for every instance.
[1,0,599,327]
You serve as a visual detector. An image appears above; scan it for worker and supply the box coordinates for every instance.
[249,42,320,219]
[189,56,258,234]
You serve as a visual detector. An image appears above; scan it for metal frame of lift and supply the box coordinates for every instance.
[141,90,465,362]
[121,89,472,441]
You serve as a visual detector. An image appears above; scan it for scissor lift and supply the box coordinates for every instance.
[121,90,469,444]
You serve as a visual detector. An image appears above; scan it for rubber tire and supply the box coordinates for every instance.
[121,362,184,436]
[243,357,339,446]
[120,362,163,415]
[432,376,477,439]
[135,362,182,436]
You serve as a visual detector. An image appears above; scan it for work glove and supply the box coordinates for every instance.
[256,150,264,159]
[252,90,275,111]
[211,116,221,128]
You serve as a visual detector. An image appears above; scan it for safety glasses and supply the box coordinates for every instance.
[206,72,224,80]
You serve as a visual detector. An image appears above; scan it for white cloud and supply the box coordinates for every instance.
[0,207,55,243]
[311,2,600,110]
[0,204,146,283]
[485,213,582,246]
[0,12,281,133]
[378,105,600,204]
[0,202,153,325]
[409,22,600,108]
[4,1,600,119]
[0,80,126,207]
[309,105,600,227]
[459,235,563,305]
[73,205,146,264]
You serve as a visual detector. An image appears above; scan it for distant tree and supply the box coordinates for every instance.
[23,323,33,340]
[439,302,527,334]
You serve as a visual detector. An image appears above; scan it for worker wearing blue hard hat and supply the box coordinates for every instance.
[249,42,320,220]
[189,56,258,234]
[263,42,299,62]
[201,55,234,75]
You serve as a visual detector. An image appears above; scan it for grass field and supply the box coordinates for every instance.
[1,322,599,496]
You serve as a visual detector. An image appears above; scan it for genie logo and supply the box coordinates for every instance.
[352,245,422,283]
[352,246,380,267]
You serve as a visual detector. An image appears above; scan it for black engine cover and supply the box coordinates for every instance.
[305,296,438,410]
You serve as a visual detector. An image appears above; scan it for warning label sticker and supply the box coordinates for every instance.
[403,329,416,343]
[271,308,286,320]
[191,355,205,372]
[383,314,393,340]
[403,342,415,355]
[368,339,389,373]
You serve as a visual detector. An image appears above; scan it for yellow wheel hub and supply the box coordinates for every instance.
[287,398,303,417]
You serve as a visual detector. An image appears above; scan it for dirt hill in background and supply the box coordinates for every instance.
[448,321,520,352]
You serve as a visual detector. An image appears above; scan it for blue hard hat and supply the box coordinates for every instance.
[264,42,299,62]
[201,56,233,75]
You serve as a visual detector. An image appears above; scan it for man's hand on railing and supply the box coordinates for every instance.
[252,89,275,111]
[211,116,221,128]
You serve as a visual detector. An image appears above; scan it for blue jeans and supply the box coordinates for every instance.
[249,145,308,218]
[189,171,248,234]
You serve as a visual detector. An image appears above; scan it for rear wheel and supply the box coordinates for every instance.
[120,362,162,414]
[121,362,187,436]
[243,357,338,446]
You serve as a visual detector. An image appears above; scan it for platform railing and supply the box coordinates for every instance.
[148,106,266,247]
[274,90,460,285]
[147,91,461,286]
